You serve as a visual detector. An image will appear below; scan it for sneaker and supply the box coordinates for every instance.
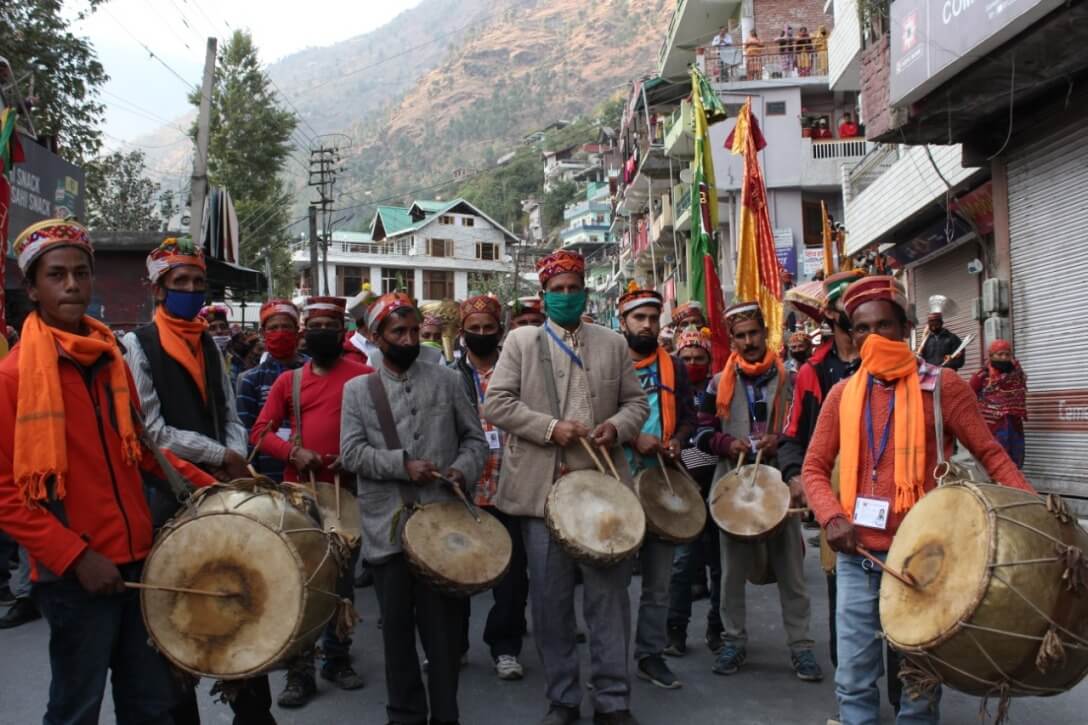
[593,710,641,725]
[791,649,824,682]
[663,627,686,657]
[0,598,40,629]
[705,629,724,655]
[0,585,14,605]
[277,673,316,708]
[712,645,746,675]
[495,654,524,680]
[321,662,364,690]
[539,704,579,725]
[636,655,681,689]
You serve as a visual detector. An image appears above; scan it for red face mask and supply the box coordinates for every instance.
[684,362,709,383]
[264,329,299,359]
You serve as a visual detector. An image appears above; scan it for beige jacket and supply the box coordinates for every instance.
[482,322,649,518]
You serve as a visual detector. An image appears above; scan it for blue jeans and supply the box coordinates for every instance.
[836,553,940,725]
[634,535,675,660]
[32,561,178,725]
[666,527,722,635]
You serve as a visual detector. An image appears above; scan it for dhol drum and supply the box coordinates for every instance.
[635,463,707,544]
[708,461,791,540]
[307,479,362,548]
[881,480,1088,701]
[141,479,342,679]
[402,501,512,597]
[546,469,646,567]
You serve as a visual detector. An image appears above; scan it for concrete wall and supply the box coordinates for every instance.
[828,0,862,91]
[754,0,834,40]
[711,87,805,190]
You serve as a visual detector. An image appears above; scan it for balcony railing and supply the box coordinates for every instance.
[674,187,692,221]
[290,239,413,257]
[810,138,871,160]
[699,46,829,84]
[846,144,901,200]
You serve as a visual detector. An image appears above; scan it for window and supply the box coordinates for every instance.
[802,200,825,246]
[439,215,454,225]
[461,216,475,227]
[476,242,499,261]
[422,270,454,300]
[336,265,369,297]
[427,238,454,257]
[382,267,415,297]
[766,101,787,116]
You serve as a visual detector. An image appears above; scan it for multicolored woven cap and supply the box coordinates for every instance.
[304,296,346,322]
[672,301,705,327]
[367,292,416,333]
[675,325,712,353]
[823,269,866,308]
[147,236,205,284]
[260,298,299,325]
[536,249,585,286]
[510,296,543,314]
[461,294,502,323]
[842,275,909,318]
[13,218,93,276]
[199,304,230,323]
[618,285,663,315]
[724,301,763,330]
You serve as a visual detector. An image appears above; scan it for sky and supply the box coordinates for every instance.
[69,0,424,146]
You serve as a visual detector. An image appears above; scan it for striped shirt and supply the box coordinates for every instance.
[236,355,307,478]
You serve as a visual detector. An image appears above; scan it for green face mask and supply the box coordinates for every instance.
[421,340,443,350]
[543,289,588,327]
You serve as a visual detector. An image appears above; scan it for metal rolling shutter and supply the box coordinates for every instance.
[1007,118,1088,503]
[910,242,983,378]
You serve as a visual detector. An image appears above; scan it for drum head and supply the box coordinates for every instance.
[709,464,790,539]
[880,485,990,649]
[312,482,362,544]
[636,466,707,543]
[548,470,646,561]
[404,502,512,594]
[142,514,304,678]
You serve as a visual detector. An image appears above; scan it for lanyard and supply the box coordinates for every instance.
[864,375,896,488]
[545,322,584,369]
[469,367,485,404]
[743,380,761,423]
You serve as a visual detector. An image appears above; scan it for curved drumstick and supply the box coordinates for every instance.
[579,437,608,475]
[125,581,239,598]
[656,452,676,496]
[598,445,622,481]
[307,470,319,500]
[744,447,765,489]
[334,472,341,520]
[857,546,917,588]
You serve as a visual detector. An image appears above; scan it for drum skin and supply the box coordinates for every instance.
[311,481,362,547]
[881,481,1088,697]
[635,465,707,544]
[402,501,512,597]
[546,470,645,567]
[141,483,340,679]
[709,464,790,541]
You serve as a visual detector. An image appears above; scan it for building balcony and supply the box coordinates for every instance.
[563,199,613,221]
[800,137,873,189]
[650,198,673,243]
[701,47,829,89]
[674,185,693,231]
[663,100,695,160]
[827,0,862,91]
[561,223,611,245]
[658,0,743,82]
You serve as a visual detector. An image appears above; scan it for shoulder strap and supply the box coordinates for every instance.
[291,367,304,448]
[129,402,194,500]
[365,371,415,508]
[932,369,948,484]
[537,324,562,418]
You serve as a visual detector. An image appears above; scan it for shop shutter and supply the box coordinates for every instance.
[1007,119,1088,502]
[910,242,983,378]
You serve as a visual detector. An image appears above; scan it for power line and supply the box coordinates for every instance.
[103,7,200,92]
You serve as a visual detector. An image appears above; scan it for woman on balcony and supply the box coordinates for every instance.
[744,30,763,80]
[813,26,829,75]
[796,27,813,77]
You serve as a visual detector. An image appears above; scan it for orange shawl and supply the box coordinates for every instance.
[635,348,677,443]
[839,334,926,517]
[715,347,785,420]
[15,312,140,507]
[154,306,209,402]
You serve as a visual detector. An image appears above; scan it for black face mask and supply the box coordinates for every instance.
[992,360,1014,373]
[384,342,421,369]
[625,331,659,355]
[304,329,342,366]
[832,311,852,334]
[790,350,809,363]
[463,331,501,358]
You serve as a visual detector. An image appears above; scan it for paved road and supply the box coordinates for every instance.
[2,541,1086,724]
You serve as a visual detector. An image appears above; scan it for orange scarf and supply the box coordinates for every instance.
[635,348,677,443]
[15,312,140,507]
[715,347,785,420]
[839,334,926,517]
[154,306,208,402]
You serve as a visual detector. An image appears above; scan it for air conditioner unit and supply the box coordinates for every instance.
[982,278,1009,315]
[984,316,1011,348]
[971,297,984,322]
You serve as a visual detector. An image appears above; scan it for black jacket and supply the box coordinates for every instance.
[921,327,965,370]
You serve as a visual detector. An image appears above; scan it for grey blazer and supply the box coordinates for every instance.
[340,360,488,563]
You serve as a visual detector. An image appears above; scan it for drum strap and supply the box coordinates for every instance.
[537,325,562,419]
[933,371,945,470]
[129,402,195,501]
[365,372,416,508]
[291,368,304,449]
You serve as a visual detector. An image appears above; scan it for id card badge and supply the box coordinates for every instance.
[485,429,502,450]
[748,435,760,454]
[276,427,292,442]
[853,496,891,530]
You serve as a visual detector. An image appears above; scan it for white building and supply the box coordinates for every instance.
[291,198,519,302]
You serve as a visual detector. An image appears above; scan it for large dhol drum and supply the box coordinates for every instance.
[402,501,512,597]
[709,462,790,540]
[635,464,706,544]
[881,481,1088,698]
[545,469,645,567]
[141,480,342,679]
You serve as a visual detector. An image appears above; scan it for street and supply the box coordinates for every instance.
[2,542,1086,724]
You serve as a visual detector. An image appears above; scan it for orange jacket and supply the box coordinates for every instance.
[0,345,214,582]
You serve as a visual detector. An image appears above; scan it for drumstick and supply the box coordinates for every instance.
[334,472,341,520]
[787,507,810,515]
[598,445,622,481]
[247,422,274,464]
[735,452,746,471]
[656,452,676,496]
[125,582,238,598]
[432,472,482,523]
[744,448,765,489]
[579,438,608,475]
[307,470,319,500]
[856,546,917,588]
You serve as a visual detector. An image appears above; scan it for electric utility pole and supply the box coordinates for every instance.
[190,37,217,245]
[308,144,341,294]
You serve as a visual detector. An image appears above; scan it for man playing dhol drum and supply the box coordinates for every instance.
[0,219,214,723]
[616,286,696,690]
[483,250,649,725]
[802,275,1034,725]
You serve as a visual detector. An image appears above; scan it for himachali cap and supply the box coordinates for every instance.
[304,296,347,322]
[147,236,205,284]
[789,330,812,347]
[536,249,585,286]
[823,269,866,308]
[260,298,299,326]
[346,282,378,321]
[367,292,416,333]
[199,304,229,323]
[461,294,502,323]
[724,301,764,330]
[675,325,712,353]
[13,218,94,276]
[618,286,663,315]
[510,296,543,315]
[672,301,704,327]
[842,275,909,318]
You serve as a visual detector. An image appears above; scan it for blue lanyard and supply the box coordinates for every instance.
[865,375,895,485]
[743,380,760,423]
[470,367,485,404]
[545,322,584,369]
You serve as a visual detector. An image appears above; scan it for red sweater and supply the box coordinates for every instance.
[253,358,372,483]
[802,368,1034,552]
[0,346,214,581]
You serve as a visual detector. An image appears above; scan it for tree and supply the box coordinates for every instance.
[191,30,298,294]
[84,150,162,231]
[1,1,109,162]
[541,179,578,231]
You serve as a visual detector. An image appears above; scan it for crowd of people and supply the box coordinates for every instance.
[0,220,1036,725]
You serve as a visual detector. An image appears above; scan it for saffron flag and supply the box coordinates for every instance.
[821,200,834,277]
[689,68,730,369]
[726,98,783,352]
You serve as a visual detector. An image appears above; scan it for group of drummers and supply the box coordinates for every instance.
[0,219,1071,725]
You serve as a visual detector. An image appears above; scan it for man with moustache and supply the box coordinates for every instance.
[695,302,821,682]
[617,287,695,690]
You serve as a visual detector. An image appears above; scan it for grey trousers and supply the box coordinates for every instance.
[12,546,30,599]
[523,517,632,714]
[719,516,814,653]
[634,535,675,661]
